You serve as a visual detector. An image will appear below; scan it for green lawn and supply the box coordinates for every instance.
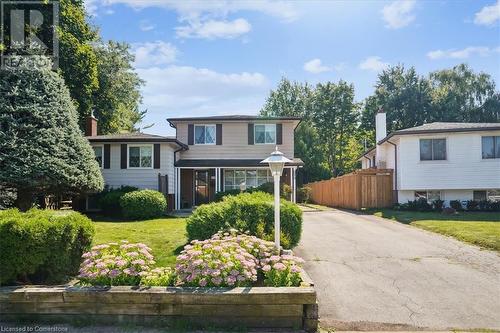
[90,215,187,267]
[372,209,500,251]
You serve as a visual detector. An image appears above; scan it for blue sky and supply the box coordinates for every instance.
[85,0,500,136]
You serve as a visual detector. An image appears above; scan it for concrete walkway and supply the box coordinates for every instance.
[294,209,500,331]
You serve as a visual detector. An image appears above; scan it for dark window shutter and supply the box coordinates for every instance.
[276,123,283,145]
[120,144,127,169]
[188,124,194,145]
[154,144,160,169]
[103,144,110,169]
[248,123,254,145]
[216,124,222,145]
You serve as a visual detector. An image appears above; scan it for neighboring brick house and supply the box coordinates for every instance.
[84,114,303,210]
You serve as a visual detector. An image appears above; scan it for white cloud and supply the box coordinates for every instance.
[176,18,251,39]
[91,0,298,39]
[98,0,299,22]
[136,66,269,134]
[303,58,332,74]
[84,0,99,15]
[381,0,416,29]
[427,46,498,59]
[359,56,389,72]
[474,1,500,26]
[132,41,178,68]
[139,20,155,32]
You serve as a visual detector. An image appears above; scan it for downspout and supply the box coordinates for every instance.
[362,155,371,168]
[386,140,398,203]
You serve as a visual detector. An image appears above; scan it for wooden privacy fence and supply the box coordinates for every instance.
[306,169,394,210]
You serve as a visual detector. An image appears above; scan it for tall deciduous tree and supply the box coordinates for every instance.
[260,78,330,183]
[93,41,145,134]
[58,0,99,129]
[429,64,499,122]
[0,60,104,210]
[360,65,433,133]
[312,81,360,177]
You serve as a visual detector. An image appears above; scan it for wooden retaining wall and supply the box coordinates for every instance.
[307,169,394,210]
[0,285,318,331]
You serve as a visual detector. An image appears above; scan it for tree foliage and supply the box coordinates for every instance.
[0,60,104,210]
[262,64,498,184]
[93,41,145,133]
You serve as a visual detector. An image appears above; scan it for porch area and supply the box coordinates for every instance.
[173,159,303,210]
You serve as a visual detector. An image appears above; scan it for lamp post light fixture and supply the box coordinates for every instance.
[260,147,292,250]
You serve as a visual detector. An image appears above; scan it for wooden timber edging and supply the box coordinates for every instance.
[306,168,394,210]
[0,281,318,331]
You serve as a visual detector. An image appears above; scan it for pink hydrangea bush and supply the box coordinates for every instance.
[261,254,304,287]
[176,235,260,287]
[77,241,155,286]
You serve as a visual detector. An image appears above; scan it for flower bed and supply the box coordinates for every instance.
[77,232,305,288]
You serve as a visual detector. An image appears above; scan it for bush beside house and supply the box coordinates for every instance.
[120,190,168,220]
[187,192,302,249]
[396,198,500,212]
[0,209,94,285]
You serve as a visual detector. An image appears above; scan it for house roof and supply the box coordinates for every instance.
[358,122,500,160]
[86,132,187,148]
[167,115,302,128]
[175,158,304,168]
[378,122,500,145]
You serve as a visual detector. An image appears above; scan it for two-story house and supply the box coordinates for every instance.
[85,114,303,211]
[359,111,500,205]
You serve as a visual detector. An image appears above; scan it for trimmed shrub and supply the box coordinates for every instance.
[297,186,312,203]
[432,199,445,211]
[0,209,94,285]
[449,200,463,211]
[120,190,167,220]
[98,186,138,216]
[406,198,432,212]
[466,200,479,211]
[186,192,302,249]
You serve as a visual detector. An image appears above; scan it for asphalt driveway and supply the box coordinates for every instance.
[294,209,500,331]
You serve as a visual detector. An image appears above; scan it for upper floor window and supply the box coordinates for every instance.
[420,138,446,161]
[255,124,276,144]
[195,125,216,145]
[92,146,103,168]
[481,136,500,159]
[129,145,152,168]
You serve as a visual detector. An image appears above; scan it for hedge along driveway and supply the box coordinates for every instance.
[90,216,187,267]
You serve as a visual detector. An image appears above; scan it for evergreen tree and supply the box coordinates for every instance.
[0,59,104,210]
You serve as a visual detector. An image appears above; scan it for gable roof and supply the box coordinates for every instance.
[167,115,302,128]
[378,122,500,145]
[86,132,187,148]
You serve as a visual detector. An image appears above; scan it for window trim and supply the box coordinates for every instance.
[419,138,447,161]
[223,168,274,191]
[92,144,104,169]
[254,123,277,145]
[481,136,500,159]
[194,124,217,145]
[127,144,154,169]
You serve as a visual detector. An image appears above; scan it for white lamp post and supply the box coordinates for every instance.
[260,147,292,250]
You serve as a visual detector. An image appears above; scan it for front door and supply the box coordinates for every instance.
[194,170,210,206]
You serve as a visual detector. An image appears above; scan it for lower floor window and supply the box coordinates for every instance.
[473,190,500,202]
[415,190,441,202]
[224,169,274,191]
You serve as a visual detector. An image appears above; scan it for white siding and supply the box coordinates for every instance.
[91,143,176,194]
[397,130,500,190]
[176,121,296,160]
